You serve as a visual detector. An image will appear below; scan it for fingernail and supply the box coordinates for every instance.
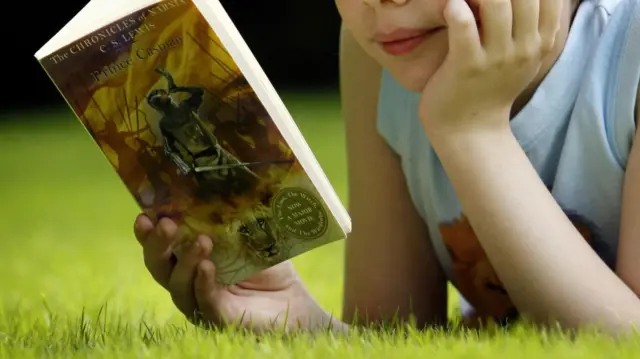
[160,223,173,238]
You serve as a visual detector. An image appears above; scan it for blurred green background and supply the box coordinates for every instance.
[0,92,352,326]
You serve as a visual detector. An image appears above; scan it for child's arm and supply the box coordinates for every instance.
[431,120,640,335]
[339,25,449,329]
[614,83,640,302]
[420,0,640,336]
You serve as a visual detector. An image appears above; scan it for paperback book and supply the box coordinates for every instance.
[35,0,351,284]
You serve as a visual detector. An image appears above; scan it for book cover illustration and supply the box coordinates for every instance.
[39,0,344,284]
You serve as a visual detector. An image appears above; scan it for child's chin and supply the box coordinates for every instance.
[387,65,435,93]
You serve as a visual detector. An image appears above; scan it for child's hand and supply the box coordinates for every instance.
[133,214,332,332]
[419,0,563,135]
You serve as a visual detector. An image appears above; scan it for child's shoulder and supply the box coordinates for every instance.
[568,0,640,164]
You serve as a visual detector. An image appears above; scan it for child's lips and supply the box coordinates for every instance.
[376,27,444,56]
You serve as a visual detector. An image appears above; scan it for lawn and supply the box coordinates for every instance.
[0,91,638,357]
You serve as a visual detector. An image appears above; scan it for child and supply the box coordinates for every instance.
[133,0,640,335]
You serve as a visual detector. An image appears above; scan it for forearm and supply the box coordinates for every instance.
[428,116,640,334]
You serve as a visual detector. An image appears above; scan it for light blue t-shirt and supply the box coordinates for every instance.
[376,0,640,324]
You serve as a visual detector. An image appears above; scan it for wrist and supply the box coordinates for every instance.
[421,106,513,142]
[428,123,515,155]
[427,124,521,185]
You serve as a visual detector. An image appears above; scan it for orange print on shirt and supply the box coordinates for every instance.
[439,214,594,326]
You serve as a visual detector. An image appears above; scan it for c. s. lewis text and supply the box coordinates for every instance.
[89,35,183,84]
[46,0,187,66]
[98,22,157,53]
[47,18,138,65]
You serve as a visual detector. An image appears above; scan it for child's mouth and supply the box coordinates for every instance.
[377,27,444,56]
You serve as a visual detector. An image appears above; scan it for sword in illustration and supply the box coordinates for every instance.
[194,159,295,173]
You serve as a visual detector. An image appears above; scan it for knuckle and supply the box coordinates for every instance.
[449,11,476,32]
[512,36,545,63]
[538,30,557,54]
[513,46,536,64]
[494,53,510,67]
[460,59,486,77]
[485,49,509,68]
[540,38,556,55]
[458,17,476,32]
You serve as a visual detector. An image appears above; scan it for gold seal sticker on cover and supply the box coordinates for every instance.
[271,187,328,240]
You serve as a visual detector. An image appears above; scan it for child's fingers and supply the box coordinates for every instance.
[142,218,178,290]
[444,0,483,61]
[538,0,563,51]
[167,234,213,320]
[511,0,539,43]
[134,213,154,246]
[478,0,513,53]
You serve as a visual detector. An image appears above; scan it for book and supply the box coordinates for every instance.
[34,0,351,285]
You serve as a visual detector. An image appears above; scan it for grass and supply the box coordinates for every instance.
[0,91,639,357]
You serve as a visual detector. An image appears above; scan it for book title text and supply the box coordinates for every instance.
[47,0,189,74]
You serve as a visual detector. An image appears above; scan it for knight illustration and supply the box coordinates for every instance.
[146,67,264,198]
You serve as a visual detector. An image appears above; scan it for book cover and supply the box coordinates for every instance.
[38,0,345,284]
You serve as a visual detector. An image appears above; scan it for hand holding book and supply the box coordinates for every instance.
[35,0,352,330]
[134,213,349,332]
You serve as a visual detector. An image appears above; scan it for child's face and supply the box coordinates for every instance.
[336,0,450,92]
[336,0,574,93]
